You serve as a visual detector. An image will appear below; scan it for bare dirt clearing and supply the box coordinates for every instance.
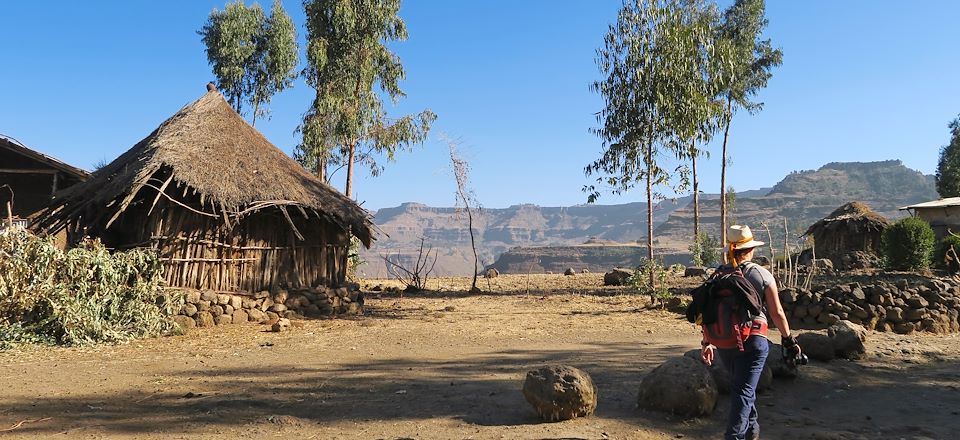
[1,274,959,439]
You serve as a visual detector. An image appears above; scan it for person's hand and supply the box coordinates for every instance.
[782,335,802,362]
[701,344,715,366]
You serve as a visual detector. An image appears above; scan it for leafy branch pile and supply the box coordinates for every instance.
[0,227,181,349]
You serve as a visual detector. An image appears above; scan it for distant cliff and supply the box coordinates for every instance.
[360,160,937,277]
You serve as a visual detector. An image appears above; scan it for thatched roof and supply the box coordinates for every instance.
[803,201,890,237]
[34,89,374,246]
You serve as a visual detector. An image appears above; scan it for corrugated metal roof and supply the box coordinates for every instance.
[899,197,960,210]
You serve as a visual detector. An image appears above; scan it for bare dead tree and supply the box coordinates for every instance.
[448,139,481,293]
[380,237,438,294]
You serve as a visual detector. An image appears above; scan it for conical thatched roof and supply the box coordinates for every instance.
[803,201,890,237]
[35,89,374,245]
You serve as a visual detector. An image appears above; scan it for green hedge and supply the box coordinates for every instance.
[881,217,935,271]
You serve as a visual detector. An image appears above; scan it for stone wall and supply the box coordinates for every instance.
[171,286,363,329]
[781,277,960,334]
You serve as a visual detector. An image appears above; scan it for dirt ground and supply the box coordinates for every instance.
[1,274,959,439]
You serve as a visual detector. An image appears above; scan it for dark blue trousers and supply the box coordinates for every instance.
[717,336,769,440]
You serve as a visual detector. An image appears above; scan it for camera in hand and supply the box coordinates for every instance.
[788,352,808,366]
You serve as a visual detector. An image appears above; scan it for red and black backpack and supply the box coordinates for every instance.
[686,263,768,350]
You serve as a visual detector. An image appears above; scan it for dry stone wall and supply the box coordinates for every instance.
[781,277,960,335]
[171,286,363,329]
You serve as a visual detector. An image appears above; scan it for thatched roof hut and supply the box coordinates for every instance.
[802,201,890,262]
[1,135,89,221]
[35,88,375,292]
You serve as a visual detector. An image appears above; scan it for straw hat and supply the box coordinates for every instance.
[726,225,765,252]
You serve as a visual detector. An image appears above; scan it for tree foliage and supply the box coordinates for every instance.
[297,0,436,197]
[715,0,782,244]
[199,0,299,125]
[587,0,720,284]
[936,116,960,198]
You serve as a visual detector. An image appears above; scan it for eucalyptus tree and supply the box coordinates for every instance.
[715,0,782,244]
[588,0,713,287]
[199,0,298,125]
[299,0,436,199]
[936,115,960,198]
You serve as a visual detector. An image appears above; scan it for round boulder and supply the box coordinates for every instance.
[683,349,773,394]
[603,268,634,286]
[684,266,707,277]
[638,356,717,417]
[564,268,576,276]
[796,332,835,362]
[522,365,598,422]
[828,320,866,360]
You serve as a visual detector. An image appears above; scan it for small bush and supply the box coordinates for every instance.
[688,232,721,267]
[0,226,181,349]
[934,234,960,272]
[881,217,935,271]
[629,259,670,302]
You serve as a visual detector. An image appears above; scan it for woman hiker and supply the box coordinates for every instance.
[700,224,802,440]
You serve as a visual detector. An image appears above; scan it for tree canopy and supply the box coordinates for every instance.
[297,0,435,197]
[936,116,960,198]
[199,0,299,125]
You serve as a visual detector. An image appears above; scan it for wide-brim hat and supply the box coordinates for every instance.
[726,224,765,251]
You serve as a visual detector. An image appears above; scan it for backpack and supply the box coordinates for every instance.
[685,263,768,351]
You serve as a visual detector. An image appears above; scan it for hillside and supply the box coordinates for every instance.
[360,160,937,277]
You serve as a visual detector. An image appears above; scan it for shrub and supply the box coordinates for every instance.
[934,234,960,272]
[881,217,935,271]
[688,232,721,267]
[0,226,181,349]
[629,259,670,302]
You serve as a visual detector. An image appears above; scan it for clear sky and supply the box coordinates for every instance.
[2,1,959,211]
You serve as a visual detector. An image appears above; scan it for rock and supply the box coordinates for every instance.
[894,322,916,335]
[270,303,288,313]
[302,304,322,317]
[254,290,270,299]
[850,288,866,302]
[796,332,835,362]
[581,269,590,274]
[684,266,707,277]
[274,290,289,305]
[200,290,218,302]
[638,356,717,417]
[271,318,291,332]
[233,309,248,324]
[828,321,866,360]
[223,304,234,316]
[603,268,634,286]
[682,349,773,394]
[241,298,258,309]
[522,365,598,421]
[214,314,232,325]
[260,297,275,312]
[229,296,242,310]
[813,259,834,271]
[564,268,576,276]
[181,303,198,317]
[216,294,230,305]
[185,290,201,304]
[208,305,223,317]
[195,311,215,328]
[767,344,800,379]
[266,311,280,322]
[247,308,266,323]
[905,309,926,322]
[172,315,196,331]
[197,301,210,312]
[907,296,929,309]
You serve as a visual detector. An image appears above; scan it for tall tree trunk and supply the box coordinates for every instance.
[345,141,356,198]
[315,155,326,183]
[692,141,699,239]
[466,199,478,292]
[252,100,260,127]
[646,141,655,290]
[720,96,732,255]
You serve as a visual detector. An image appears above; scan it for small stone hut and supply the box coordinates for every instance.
[34,87,374,293]
[802,201,890,263]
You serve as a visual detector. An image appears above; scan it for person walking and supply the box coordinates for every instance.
[700,224,801,440]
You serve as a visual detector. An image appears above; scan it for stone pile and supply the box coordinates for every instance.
[172,286,363,329]
[781,278,960,335]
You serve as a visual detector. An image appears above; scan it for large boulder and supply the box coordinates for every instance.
[563,268,576,276]
[796,332,835,362]
[522,365,598,422]
[828,320,867,360]
[638,356,717,417]
[603,268,633,286]
[767,343,800,379]
[683,349,773,394]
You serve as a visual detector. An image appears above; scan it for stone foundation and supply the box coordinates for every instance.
[172,286,363,328]
[781,277,960,334]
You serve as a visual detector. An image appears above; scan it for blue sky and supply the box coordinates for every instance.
[2,1,958,211]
